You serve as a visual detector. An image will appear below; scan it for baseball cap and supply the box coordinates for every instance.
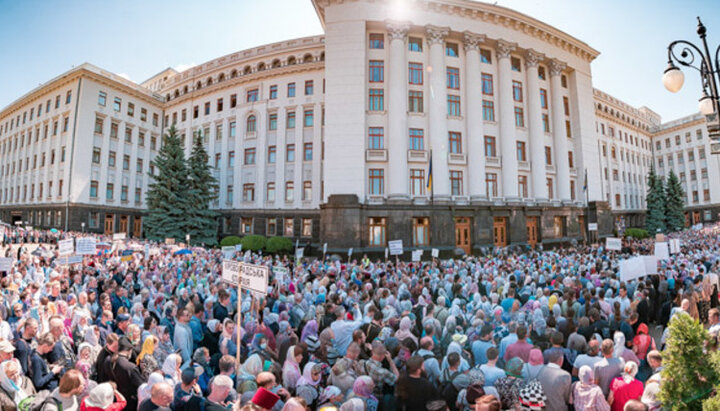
[0,340,15,353]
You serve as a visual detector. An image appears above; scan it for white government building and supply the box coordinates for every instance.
[0,0,717,253]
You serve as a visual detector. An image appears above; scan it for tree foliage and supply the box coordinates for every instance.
[645,166,667,234]
[186,131,219,246]
[665,169,686,232]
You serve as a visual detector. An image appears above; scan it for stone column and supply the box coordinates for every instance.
[386,21,410,201]
[550,59,571,202]
[464,31,488,201]
[524,49,547,201]
[497,39,518,200]
[426,25,450,200]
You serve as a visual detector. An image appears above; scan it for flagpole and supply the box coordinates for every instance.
[430,149,434,205]
[584,168,591,244]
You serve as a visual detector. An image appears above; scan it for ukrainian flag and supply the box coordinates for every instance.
[426,154,433,192]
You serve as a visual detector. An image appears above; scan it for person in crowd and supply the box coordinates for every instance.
[609,361,644,411]
[79,382,127,411]
[573,365,611,411]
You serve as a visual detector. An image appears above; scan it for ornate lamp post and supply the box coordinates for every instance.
[663,17,720,152]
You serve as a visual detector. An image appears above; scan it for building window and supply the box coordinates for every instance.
[215,125,223,140]
[568,151,574,168]
[247,88,259,102]
[540,89,548,109]
[89,212,99,228]
[518,176,528,198]
[304,110,314,127]
[510,56,521,71]
[482,100,495,121]
[447,95,461,116]
[413,217,429,246]
[230,94,237,108]
[304,143,313,161]
[124,127,132,143]
[122,155,130,170]
[369,33,384,49]
[514,107,524,127]
[561,74,568,88]
[450,171,463,196]
[110,123,118,138]
[408,37,422,52]
[480,48,492,64]
[204,102,211,115]
[94,117,104,134]
[108,151,116,167]
[512,81,523,102]
[228,151,235,167]
[287,111,296,128]
[563,96,570,116]
[98,91,107,106]
[269,85,277,100]
[241,218,253,234]
[409,128,424,150]
[369,61,384,82]
[304,80,314,95]
[286,144,295,162]
[92,147,101,164]
[302,218,312,237]
[285,182,294,201]
[697,129,704,140]
[113,97,121,111]
[303,181,312,201]
[368,217,386,246]
[538,66,546,80]
[90,181,98,198]
[226,185,234,203]
[268,146,276,163]
[448,132,462,154]
[246,115,256,132]
[481,73,493,95]
[516,141,526,161]
[484,136,497,157]
[121,185,128,202]
[446,42,459,57]
[106,183,114,200]
[408,90,423,113]
[545,146,552,165]
[410,169,425,195]
[447,67,460,89]
[368,127,384,149]
[369,169,384,195]
[284,218,294,236]
[542,114,550,133]
[287,83,296,97]
[266,183,275,202]
[553,216,566,237]
[548,178,554,199]
[127,102,134,117]
[243,184,255,202]
[565,120,572,138]
[229,121,237,137]
[486,173,498,197]
[408,62,423,85]
[570,180,576,200]
[368,89,384,111]
[244,148,256,165]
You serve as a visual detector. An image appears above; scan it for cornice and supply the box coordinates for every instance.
[652,117,705,137]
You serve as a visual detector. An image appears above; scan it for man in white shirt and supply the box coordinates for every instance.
[573,339,602,377]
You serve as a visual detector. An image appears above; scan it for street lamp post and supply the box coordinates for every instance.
[663,17,720,153]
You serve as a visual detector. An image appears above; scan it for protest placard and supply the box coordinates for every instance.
[655,242,670,260]
[606,237,622,251]
[0,258,12,272]
[431,248,439,258]
[76,237,97,255]
[58,239,74,256]
[222,246,236,259]
[240,263,269,295]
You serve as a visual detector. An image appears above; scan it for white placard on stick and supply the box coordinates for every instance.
[348,248,353,258]
[0,258,12,272]
[222,246,236,259]
[235,244,242,252]
[296,248,304,260]
[273,267,288,283]
[58,239,74,256]
[431,248,439,258]
[620,256,646,281]
[654,242,670,261]
[113,233,126,241]
[222,260,241,285]
[412,249,423,262]
[669,239,681,254]
[588,223,598,231]
[606,237,622,251]
[76,237,97,255]
[389,240,404,256]
[643,255,658,275]
[240,263,269,295]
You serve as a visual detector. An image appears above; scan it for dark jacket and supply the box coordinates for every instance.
[94,346,114,383]
[110,354,145,411]
[30,349,59,391]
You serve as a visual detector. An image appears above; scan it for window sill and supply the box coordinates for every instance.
[408,111,425,117]
[447,115,463,121]
[366,110,387,115]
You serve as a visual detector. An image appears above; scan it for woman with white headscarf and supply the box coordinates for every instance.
[608,361,643,411]
[613,331,639,365]
[160,353,182,386]
[0,359,35,410]
[572,365,610,411]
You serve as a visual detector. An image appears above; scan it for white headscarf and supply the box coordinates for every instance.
[161,354,181,385]
[138,372,164,405]
[0,360,29,404]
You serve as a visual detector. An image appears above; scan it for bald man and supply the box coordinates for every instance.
[139,382,174,411]
[573,339,602,377]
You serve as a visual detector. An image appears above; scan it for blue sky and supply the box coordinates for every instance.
[0,0,718,122]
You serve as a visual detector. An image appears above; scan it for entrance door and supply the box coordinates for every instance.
[119,215,129,234]
[133,217,142,238]
[685,212,690,227]
[454,217,471,255]
[526,217,538,247]
[493,217,507,247]
[693,211,701,224]
[104,214,114,235]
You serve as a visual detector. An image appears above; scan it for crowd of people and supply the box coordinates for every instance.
[0,222,718,410]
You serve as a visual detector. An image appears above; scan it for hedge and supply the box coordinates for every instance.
[624,228,649,239]
[219,236,242,247]
[240,235,267,251]
[266,237,293,254]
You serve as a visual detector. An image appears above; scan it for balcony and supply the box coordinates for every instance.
[546,164,556,173]
[407,149,428,163]
[518,161,530,171]
[448,153,467,165]
[486,156,501,166]
[365,149,387,162]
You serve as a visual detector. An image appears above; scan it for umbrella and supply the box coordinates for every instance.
[174,249,192,255]
[50,228,58,233]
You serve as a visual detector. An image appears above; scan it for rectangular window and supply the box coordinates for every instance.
[538,66,546,80]
[106,183,114,200]
[287,111,296,128]
[697,129,703,140]
[269,113,277,130]
[227,185,234,202]
[446,42,459,57]
[447,67,460,89]
[409,128,424,150]
[242,184,255,202]
[539,89,548,109]
[244,148,256,165]
[481,73,493,95]
[366,217,387,246]
[303,181,312,201]
[545,146,552,165]
[121,185,128,202]
[565,120,572,138]
[124,127,132,143]
[229,94,237,108]
[268,146,276,163]
[484,136,496,157]
[368,89,384,111]
[516,141,526,161]
[482,100,495,121]
[113,97,121,111]
[305,80,314,95]
[92,147,101,164]
[480,48,492,64]
[413,217,429,246]
[204,102,210,115]
[287,83,296,97]
[98,91,107,106]
[568,151,574,168]
[304,143,313,161]
[141,108,147,121]
[486,173,498,197]
[228,151,235,167]
[285,182,294,202]
[563,96,570,116]
[511,56,522,72]
[410,169,425,195]
[122,155,130,170]
[127,102,134,117]
[447,95,461,116]
[216,124,223,140]
[450,171,463,196]
[408,62,423,85]
[108,151,116,167]
[266,85,277,101]
[369,60,384,82]
[135,188,141,204]
[369,33,384,49]
[548,178,555,199]
[512,81,523,102]
[561,75,568,88]
[216,98,223,112]
[514,107,524,127]
[247,88,259,102]
[90,181,98,198]
[94,117,104,134]
[518,176,528,198]
[448,132,462,154]
[368,127,384,149]
[266,183,275,202]
[408,90,424,113]
[282,218,293,236]
[369,169,384,195]
[409,37,422,52]
[286,144,295,162]
[304,109,314,127]
[302,218,312,237]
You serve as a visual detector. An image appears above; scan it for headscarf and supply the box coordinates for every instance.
[296,362,321,387]
[578,365,594,385]
[613,331,626,358]
[318,385,342,404]
[394,317,417,344]
[137,336,156,365]
[622,361,638,384]
[161,354,181,384]
[84,325,99,347]
[282,398,307,411]
[352,376,376,399]
[282,345,302,389]
[301,320,319,343]
[84,383,115,409]
[240,354,263,379]
[505,357,524,378]
[340,398,365,411]
[528,349,544,366]
[0,360,28,404]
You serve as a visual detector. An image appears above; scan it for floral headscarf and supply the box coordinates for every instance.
[296,362,321,387]
[352,376,376,399]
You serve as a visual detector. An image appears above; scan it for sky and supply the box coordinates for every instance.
[0,0,718,122]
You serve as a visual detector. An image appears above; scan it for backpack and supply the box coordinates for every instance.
[519,366,546,410]
[439,369,461,407]
[17,391,63,411]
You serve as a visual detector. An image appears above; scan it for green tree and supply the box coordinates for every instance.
[645,166,667,234]
[665,169,686,232]
[186,130,219,246]
[144,125,190,241]
[659,313,718,409]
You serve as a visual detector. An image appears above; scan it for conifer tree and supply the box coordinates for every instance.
[645,166,667,234]
[144,125,189,241]
[665,169,686,232]
[186,130,219,246]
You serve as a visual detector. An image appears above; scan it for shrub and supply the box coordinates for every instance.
[266,237,293,254]
[219,236,242,247]
[240,235,266,251]
[624,227,649,239]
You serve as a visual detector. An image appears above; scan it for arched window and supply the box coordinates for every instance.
[243,66,252,75]
[257,62,266,71]
[287,56,296,65]
[272,59,281,68]
[196,81,202,90]
[303,53,313,63]
[206,76,213,86]
[247,115,257,132]
[183,85,188,94]
[166,93,171,100]
[231,69,238,78]
[320,52,325,61]
[218,73,225,82]
[174,89,179,98]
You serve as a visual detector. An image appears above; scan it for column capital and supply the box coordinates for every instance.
[549,59,567,76]
[525,49,545,69]
[496,39,517,59]
[425,25,450,45]
[385,20,410,41]
[462,31,485,52]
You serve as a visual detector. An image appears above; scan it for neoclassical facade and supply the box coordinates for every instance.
[0,0,716,253]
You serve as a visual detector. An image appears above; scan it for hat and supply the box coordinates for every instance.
[83,383,115,409]
[116,314,130,322]
[118,337,134,352]
[181,367,198,385]
[252,387,280,409]
[0,340,15,353]
[451,333,468,345]
[466,382,486,404]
